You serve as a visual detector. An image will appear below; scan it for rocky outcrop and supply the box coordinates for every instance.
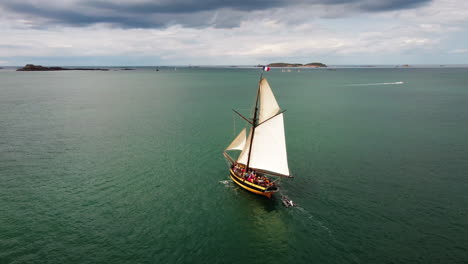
[267,63,304,67]
[304,62,327,67]
[16,64,109,71]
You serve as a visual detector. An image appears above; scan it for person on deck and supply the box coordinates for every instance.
[247,174,254,182]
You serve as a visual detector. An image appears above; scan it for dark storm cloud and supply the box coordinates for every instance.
[87,0,288,13]
[3,1,165,28]
[1,0,432,28]
[357,0,431,11]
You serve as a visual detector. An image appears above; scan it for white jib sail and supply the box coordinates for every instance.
[237,129,252,166]
[258,78,281,124]
[225,128,246,151]
[237,114,290,176]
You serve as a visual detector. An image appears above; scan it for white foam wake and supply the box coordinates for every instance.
[219,180,236,189]
[346,81,404,86]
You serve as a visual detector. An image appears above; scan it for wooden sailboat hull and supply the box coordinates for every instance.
[228,169,278,198]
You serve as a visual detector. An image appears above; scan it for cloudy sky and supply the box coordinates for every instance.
[1,0,467,65]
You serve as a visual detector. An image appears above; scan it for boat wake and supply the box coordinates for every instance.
[346,81,404,86]
[219,180,233,187]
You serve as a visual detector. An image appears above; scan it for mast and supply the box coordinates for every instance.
[246,74,262,171]
[234,74,290,177]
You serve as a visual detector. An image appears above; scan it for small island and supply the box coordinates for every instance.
[16,64,109,71]
[263,62,327,68]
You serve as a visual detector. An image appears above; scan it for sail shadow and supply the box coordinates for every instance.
[226,179,281,211]
[246,194,281,212]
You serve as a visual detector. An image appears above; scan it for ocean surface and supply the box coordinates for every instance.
[1,66,467,263]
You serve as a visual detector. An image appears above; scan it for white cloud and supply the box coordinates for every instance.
[1,0,467,65]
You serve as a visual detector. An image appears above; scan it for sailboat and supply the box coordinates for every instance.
[223,76,292,198]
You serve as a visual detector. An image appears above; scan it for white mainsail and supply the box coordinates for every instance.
[237,114,289,176]
[236,78,290,177]
[225,128,246,151]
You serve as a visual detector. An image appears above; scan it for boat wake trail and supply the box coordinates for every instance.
[346,81,404,86]
[293,206,336,239]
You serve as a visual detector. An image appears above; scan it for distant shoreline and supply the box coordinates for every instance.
[263,62,328,68]
[2,64,468,70]
[16,64,109,71]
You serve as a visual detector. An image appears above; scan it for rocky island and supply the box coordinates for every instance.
[265,62,327,67]
[16,64,109,71]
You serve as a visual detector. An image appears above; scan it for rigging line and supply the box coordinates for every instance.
[250,72,265,120]
[232,109,253,125]
[232,111,236,137]
[250,72,263,118]
[256,110,287,127]
[249,96,256,118]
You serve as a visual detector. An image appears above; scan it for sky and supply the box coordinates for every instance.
[1,0,468,66]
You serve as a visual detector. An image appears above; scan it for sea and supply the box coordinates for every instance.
[1,66,467,263]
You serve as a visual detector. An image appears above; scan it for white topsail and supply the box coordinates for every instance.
[235,78,290,177]
[225,128,247,151]
[258,78,281,123]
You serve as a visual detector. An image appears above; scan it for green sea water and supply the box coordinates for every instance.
[1,67,467,263]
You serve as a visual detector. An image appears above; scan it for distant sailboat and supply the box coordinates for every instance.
[223,77,292,198]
